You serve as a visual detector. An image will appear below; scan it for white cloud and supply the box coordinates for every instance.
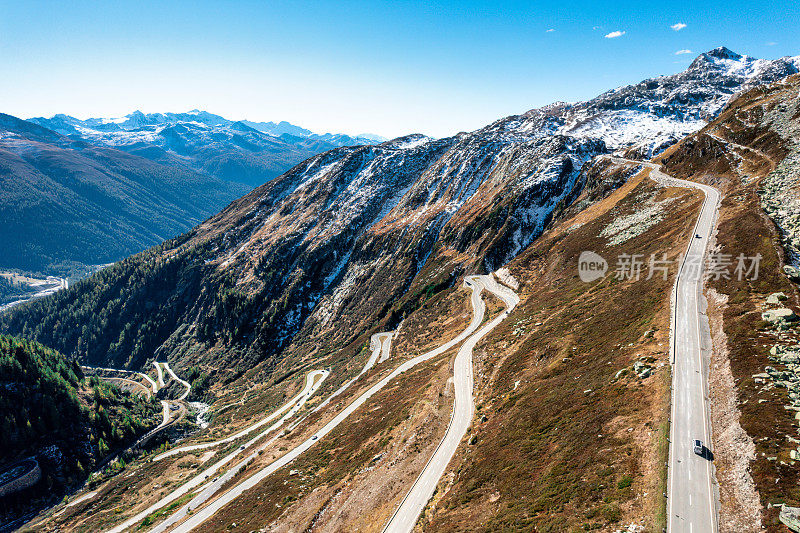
[675,49,692,55]
[604,30,625,39]
[546,28,555,33]
[671,22,687,31]
[766,41,777,46]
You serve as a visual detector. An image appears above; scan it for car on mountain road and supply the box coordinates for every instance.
[693,439,704,456]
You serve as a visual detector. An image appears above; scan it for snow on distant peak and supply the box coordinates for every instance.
[99,116,129,125]
[511,47,800,156]
[707,46,742,61]
[689,47,800,83]
[384,134,433,150]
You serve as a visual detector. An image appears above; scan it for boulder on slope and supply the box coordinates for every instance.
[780,505,800,532]
[784,266,800,282]
[767,292,789,304]
[762,308,798,323]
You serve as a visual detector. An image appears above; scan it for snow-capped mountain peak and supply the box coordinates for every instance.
[509,47,800,157]
[704,45,742,61]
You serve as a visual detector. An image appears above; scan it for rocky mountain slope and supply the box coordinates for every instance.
[528,47,800,156]
[161,70,800,533]
[29,111,381,188]
[4,48,794,376]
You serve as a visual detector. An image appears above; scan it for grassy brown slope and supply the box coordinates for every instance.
[655,75,800,531]
[191,353,454,533]
[412,175,703,532]
[30,368,313,533]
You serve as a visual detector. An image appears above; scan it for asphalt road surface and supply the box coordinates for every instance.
[307,330,395,418]
[81,365,159,393]
[107,370,328,533]
[153,369,325,460]
[611,157,720,533]
[153,361,166,388]
[383,275,519,533]
[105,377,153,397]
[376,331,394,363]
[162,362,191,401]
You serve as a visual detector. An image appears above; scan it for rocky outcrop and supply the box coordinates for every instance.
[759,79,800,264]
[762,307,798,325]
[780,505,800,532]
[754,291,800,464]
[767,292,789,304]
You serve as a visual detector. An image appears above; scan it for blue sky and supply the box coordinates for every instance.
[1,0,798,138]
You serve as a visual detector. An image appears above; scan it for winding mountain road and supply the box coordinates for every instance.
[162,362,191,401]
[107,369,328,533]
[134,400,172,447]
[105,377,153,398]
[383,275,519,533]
[160,275,514,533]
[611,157,720,533]
[153,361,166,389]
[82,365,159,394]
[306,331,394,418]
[375,331,394,363]
[141,373,159,394]
[153,369,326,461]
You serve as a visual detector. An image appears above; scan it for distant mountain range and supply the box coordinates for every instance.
[0,113,250,273]
[0,111,382,273]
[240,117,384,144]
[28,110,385,188]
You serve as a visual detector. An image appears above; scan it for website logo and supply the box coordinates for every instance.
[578,251,608,282]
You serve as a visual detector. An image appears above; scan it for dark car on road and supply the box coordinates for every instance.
[693,439,703,456]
